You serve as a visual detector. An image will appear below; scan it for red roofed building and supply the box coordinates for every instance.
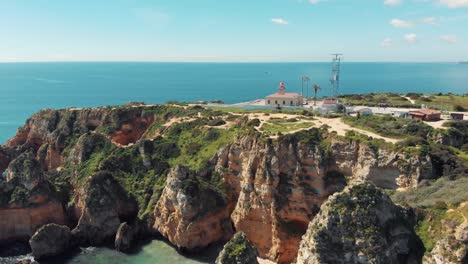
[265,82,303,106]
[408,109,441,121]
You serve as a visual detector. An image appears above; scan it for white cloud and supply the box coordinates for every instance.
[440,35,457,43]
[439,0,468,8]
[390,18,414,28]
[381,38,393,47]
[271,18,289,25]
[404,33,418,43]
[384,0,402,6]
[422,17,438,25]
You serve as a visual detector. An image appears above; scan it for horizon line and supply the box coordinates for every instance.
[0,60,463,64]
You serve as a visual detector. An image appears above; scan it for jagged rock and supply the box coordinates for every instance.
[455,221,468,242]
[6,151,44,190]
[29,224,71,260]
[115,222,135,252]
[153,165,234,250]
[296,183,424,264]
[216,232,258,264]
[72,171,138,246]
[424,235,467,264]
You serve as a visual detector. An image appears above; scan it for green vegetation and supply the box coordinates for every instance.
[339,93,468,111]
[339,93,414,108]
[391,171,468,252]
[342,115,433,140]
[260,118,314,136]
[413,94,468,111]
[392,177,468,208]
[340,130,394,153]
[167,121,238,171]
[217,232,257,264]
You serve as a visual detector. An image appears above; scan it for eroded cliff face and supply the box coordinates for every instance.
[0,201,65,243]
[2,106,157,172]
[0,151,65,243]
[296,183,424,264]
[153,166,234,250]
[71,171,138,246]
[0,105,447,263]
[153,131,431,263]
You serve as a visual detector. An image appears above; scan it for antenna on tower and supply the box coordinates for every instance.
[329,54,343,101]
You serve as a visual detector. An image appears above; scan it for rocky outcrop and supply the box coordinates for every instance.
[29,223,71,260]
[72,171,138,246]
[0,151,65,242]
[328,139,433,189]
[4,106,157,171]
[296,183,424,264]
[424,235,467,264]
[152,130,431,263]
[153,165,234,250]
[215,134,339,263]
[216,232,258,264]
[6,151,44,191]
[115,222,136,252]
[424,208,468,264]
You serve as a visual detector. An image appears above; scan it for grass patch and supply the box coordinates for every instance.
[167,121,238,171]
[342,115,433,140]
[339,93,415,108]
[415,94,468,111]
[260,119,315,136]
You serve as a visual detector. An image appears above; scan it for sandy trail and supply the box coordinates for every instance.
[243,113,399,143]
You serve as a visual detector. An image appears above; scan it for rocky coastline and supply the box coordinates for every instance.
[0,103,466,263]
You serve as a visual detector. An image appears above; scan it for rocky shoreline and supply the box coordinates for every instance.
[0,103,466,263]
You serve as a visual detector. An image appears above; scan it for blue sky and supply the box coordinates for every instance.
[1,0,467,62]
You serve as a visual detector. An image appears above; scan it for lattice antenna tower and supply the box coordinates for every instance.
[330,54,343,100]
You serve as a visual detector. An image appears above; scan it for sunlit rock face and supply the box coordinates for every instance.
[296,183,424,264]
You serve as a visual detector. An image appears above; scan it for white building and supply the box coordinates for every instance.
[265,82,303,107]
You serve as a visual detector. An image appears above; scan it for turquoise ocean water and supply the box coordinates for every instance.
[3,239,218,264]
[1,62,468,144]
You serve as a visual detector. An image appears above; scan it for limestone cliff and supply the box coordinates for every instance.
[153,165,234,250]
[0,104,461,263]
[296,183,424,264]
[153,129,431,263]
[72,171,138,246]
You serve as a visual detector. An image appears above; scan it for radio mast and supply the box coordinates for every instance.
[330,54,343,101]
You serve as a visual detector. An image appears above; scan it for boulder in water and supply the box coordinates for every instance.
[29,223,71,260]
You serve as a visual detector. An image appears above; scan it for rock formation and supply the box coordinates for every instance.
[0,104,462,264]
[153,165,234,250]
[72,171,138,245]
[29,223,71,260]
[296,183,424,264]
[115,222,136,252]
[216,232,258,264]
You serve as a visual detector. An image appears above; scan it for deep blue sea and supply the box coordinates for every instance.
[1,62,467,144]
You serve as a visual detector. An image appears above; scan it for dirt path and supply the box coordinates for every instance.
[404,96,416,105]
[242,113,399,143]
[312,117,400,143]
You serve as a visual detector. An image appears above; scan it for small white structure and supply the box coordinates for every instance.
[357,108,373,116]
[265,82,303,107]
